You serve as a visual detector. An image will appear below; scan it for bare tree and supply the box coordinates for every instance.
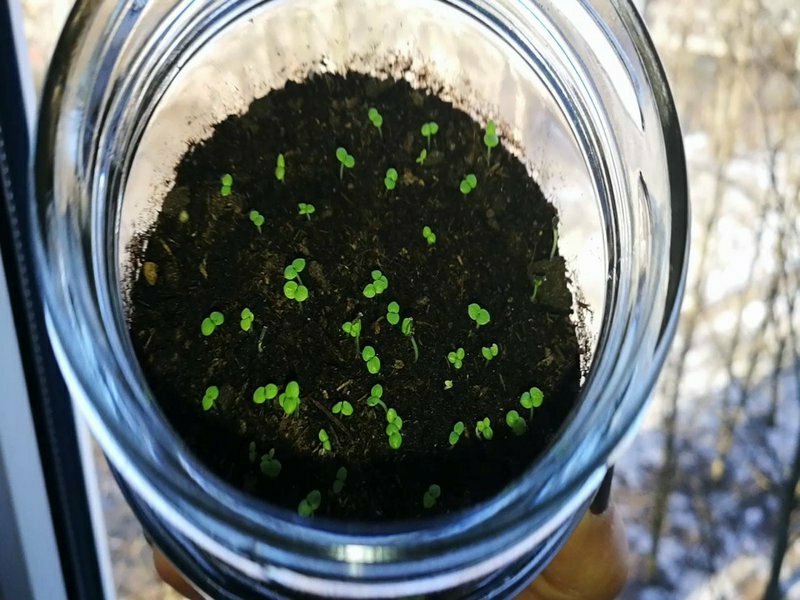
[648,0,748,572]
[763,183,800,599]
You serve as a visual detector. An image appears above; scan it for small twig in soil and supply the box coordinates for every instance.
[158,239,173,256]
[549,218,559,260]
[499,373,507,392]
[144,331,154,351]
[257,326,267,353]
[335,379,354,392]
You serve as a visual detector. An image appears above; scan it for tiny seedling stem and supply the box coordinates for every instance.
[401,317,419,362]
[336,147,355,180]
[484,121,500,166]
[342,316,363,357]
[531,276,546,302]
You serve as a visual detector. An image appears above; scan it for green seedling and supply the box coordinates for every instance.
[341,318,362,354]
[506,410,528,436]
[520,386,544,419]
[447,348,465,370]
[361,346,381,375]
[202,386,219,411]
[449,421,465,446]
[284,258,306,281]
[367,384,387,411]
[249,441,257,463]
[284,258,309,303]
[384,168,399,191]
[386,408,403,449]
[444,380,454,390]
[468,303,491,328]
[402,317,419,363]
[332,400,354,416]
[319,429,332,453]
[475,417,494,440]
[387,301,401,326]
[531,275,546,302]
[298,203,316,220]
[220,173,233,196]
[179,210,190,224]
[284,281,309,302]
[484,120,500,163]
[336,147,355,179]
[249,210,265,233]
[201,311,225,336]
[278,381,301,416]
[240,308,255,332]
[260,448,282,478]
[421,122,439,149]
[423,484,441,509]
[252,383,278,405]
[275,154,286,181]
[481,343,499,363]
[459,174,478,195]
[333,466,348,494]
[298,490,321,517]
[368,108,384,136]
[416,148,428,165]
[422,226,437,246]
[363,270,389,298]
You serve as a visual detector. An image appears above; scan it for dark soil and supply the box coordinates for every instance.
[128,71,581,520]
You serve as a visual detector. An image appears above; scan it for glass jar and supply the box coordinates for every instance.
[33,0,688,597]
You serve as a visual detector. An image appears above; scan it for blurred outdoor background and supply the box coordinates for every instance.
[20,0,800,597]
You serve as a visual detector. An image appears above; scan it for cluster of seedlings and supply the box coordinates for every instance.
[190,110,553,517]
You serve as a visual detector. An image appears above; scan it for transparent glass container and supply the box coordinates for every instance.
[33,0,688,597]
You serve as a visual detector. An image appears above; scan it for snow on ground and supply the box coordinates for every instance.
[618,371,799,599]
